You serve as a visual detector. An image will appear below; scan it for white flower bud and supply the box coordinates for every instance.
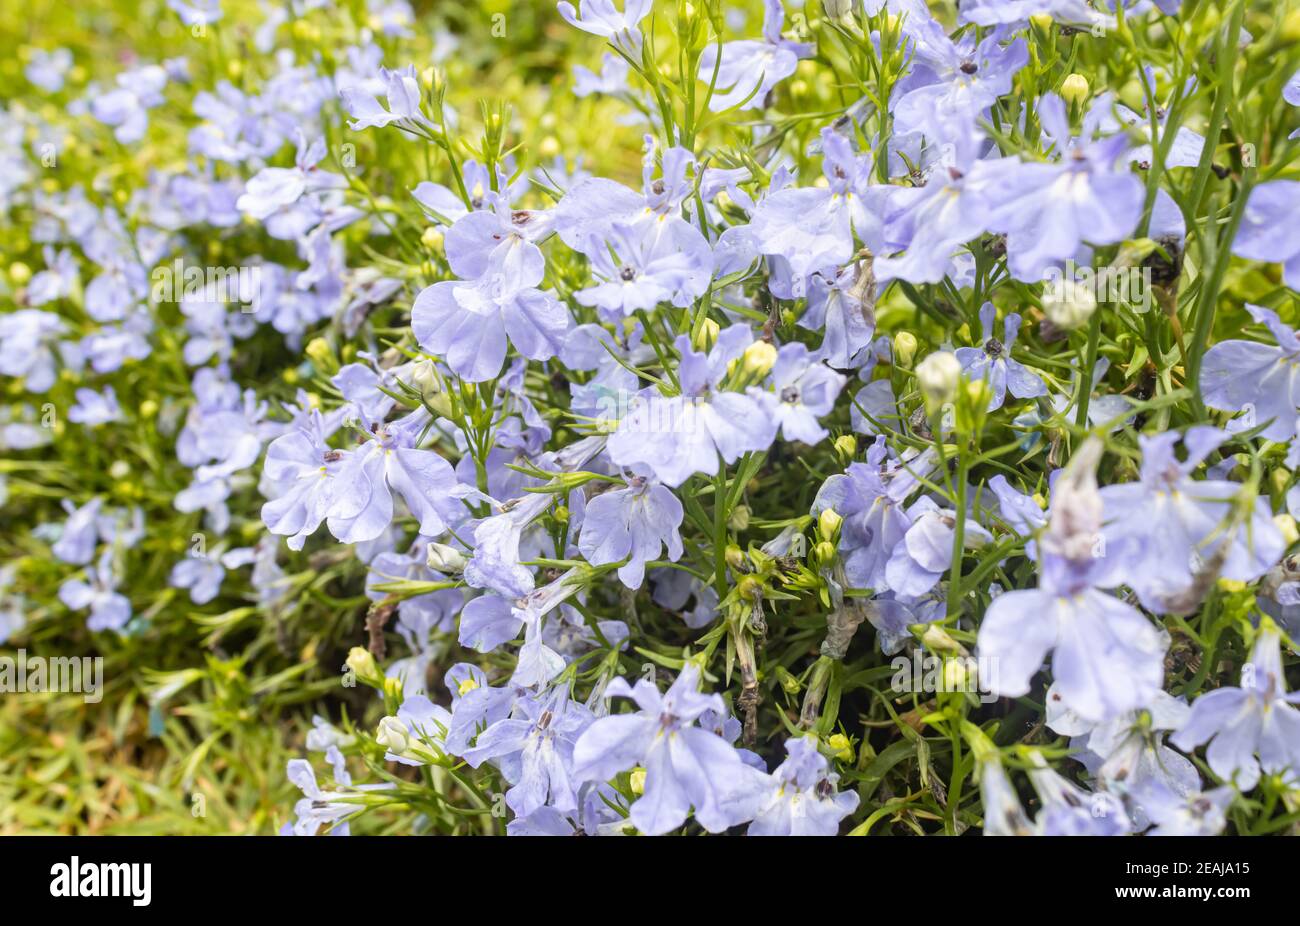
[916,350,961,403]
[376,715,410,754]
[1042,277,1098,330]
[426,542,467,574]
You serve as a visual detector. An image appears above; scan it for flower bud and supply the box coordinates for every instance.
[725,544,746,570]
[775,665,802,694]
[304,336,338,375]
[346,647,383,687]
[108,460,131,480]
[1275,514,1299,547]
[1061,73,1090,107]
[916,350,961,404]
[822,0,852,18]
[813,540,837,567]
[737,575,763,601]
[692,318,720,352]
[1041,276,1098,330]
[818,507,842,540]
[629,767,647,795]
[727,504,751,531]
[375,715,410,754]
[920,624,962,655]
[827,733,854,762]
[421,226,444,253]
[741,340,777,378]
[427,542,467,574]
[833,435,857,462]
[893,331,918,368]
[8,261,31,285]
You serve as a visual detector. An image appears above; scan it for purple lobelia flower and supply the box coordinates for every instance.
[747,736,860,836]
[1130,780,1234,836]
[813,438,933,591]
[1233,181,1300,289]
[1025,753,1132,836]
[969,93,1143,282]
[574,221,706,317]
[411,273,570,385]
[169,551,226,605]
[1170,621,1300,791]
[324,412,463,546]
[67,386,124,428]
[260,410,349,550]
[606,325,778,487]
[892,19,1028,144]
[571,662,769,834]
[698,0,812,112]
[800,264,877,369]
[51,496,104,565]
[884,496,993,598]
[754,342,848,445]
[556,0,652,56]
[748,127,887,296]
[577,474,684,590]
[977,438,1167,723]
[235,132,345,227]
[340,65,437,133]
[1200,303,1300,442]
[0,309,66,393]
[1099,427,1284,614]
[462,687,595,818]
[59,548,132,632]
[458,569,581,688]
[953,303,1047,411]
[444,663,522,757]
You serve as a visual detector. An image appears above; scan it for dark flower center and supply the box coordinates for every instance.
[985,337,1003,357]
[619,266,637,282]
[780,386,800,404]
[960,60,978,75]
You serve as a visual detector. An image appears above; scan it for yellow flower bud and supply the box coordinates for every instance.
[737,575,763,601]
[422,226,445,252]
[8,261,31,285]
[1275,514,1299,547]
[833,435,857,461]
[893,331,918,368]
[139,399,159,418]
[539,136,561,159]
[725,544,747,570]
[818,507,842,540]
[692,318,720,352]
[741,340,777,378]
[1061,73,1091,107]
[629,767,647,795]
[727,504,751,531]
[827,733,854,761]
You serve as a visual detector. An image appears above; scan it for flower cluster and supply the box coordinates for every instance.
[4,0,1300,838]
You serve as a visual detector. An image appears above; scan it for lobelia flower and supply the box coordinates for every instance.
[813,438,933,591]
[553,139,714,307]
[801,263,878,369]
[884,496,993,598]
[285,758,390,836]
[324,412,463,546]
[51,496,104,565]
[1050,686,1199,829]
[458,569,581,688]
[0,309,67,392]
[974,752,1033,836]
[235,132,345,229]
[748,737,860,836]
[605,325,778,487]
[1170,621,1300,791]
[556,0,652,56]
[571,663,769,835]
[411,270,570,385]
[1129,780,1234,837]
[167,0,221,26]
[1232,181,1300,289]
[969,93,1143,282]
[169,551,226,605]
[753,342,848,445]
[1025,753,1132,836]
[340,65,437,133]
[25,47,73,93]
[697,0,813,112]
[577,473,684,590]
[0,565,25,645]
[574,221,707,317]
[953,303,1047,410]
[444,663,522,757]
[67,386,124,428]
[462,687,595,818]
[26,247,79,306]
[1099,427,1285,614]
[892,18,1028,144]
[977,438,1168,723]
[59,548,132,632]
[89,64,167,144]
[748,127,887,296]
[1201,305,1300,443]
